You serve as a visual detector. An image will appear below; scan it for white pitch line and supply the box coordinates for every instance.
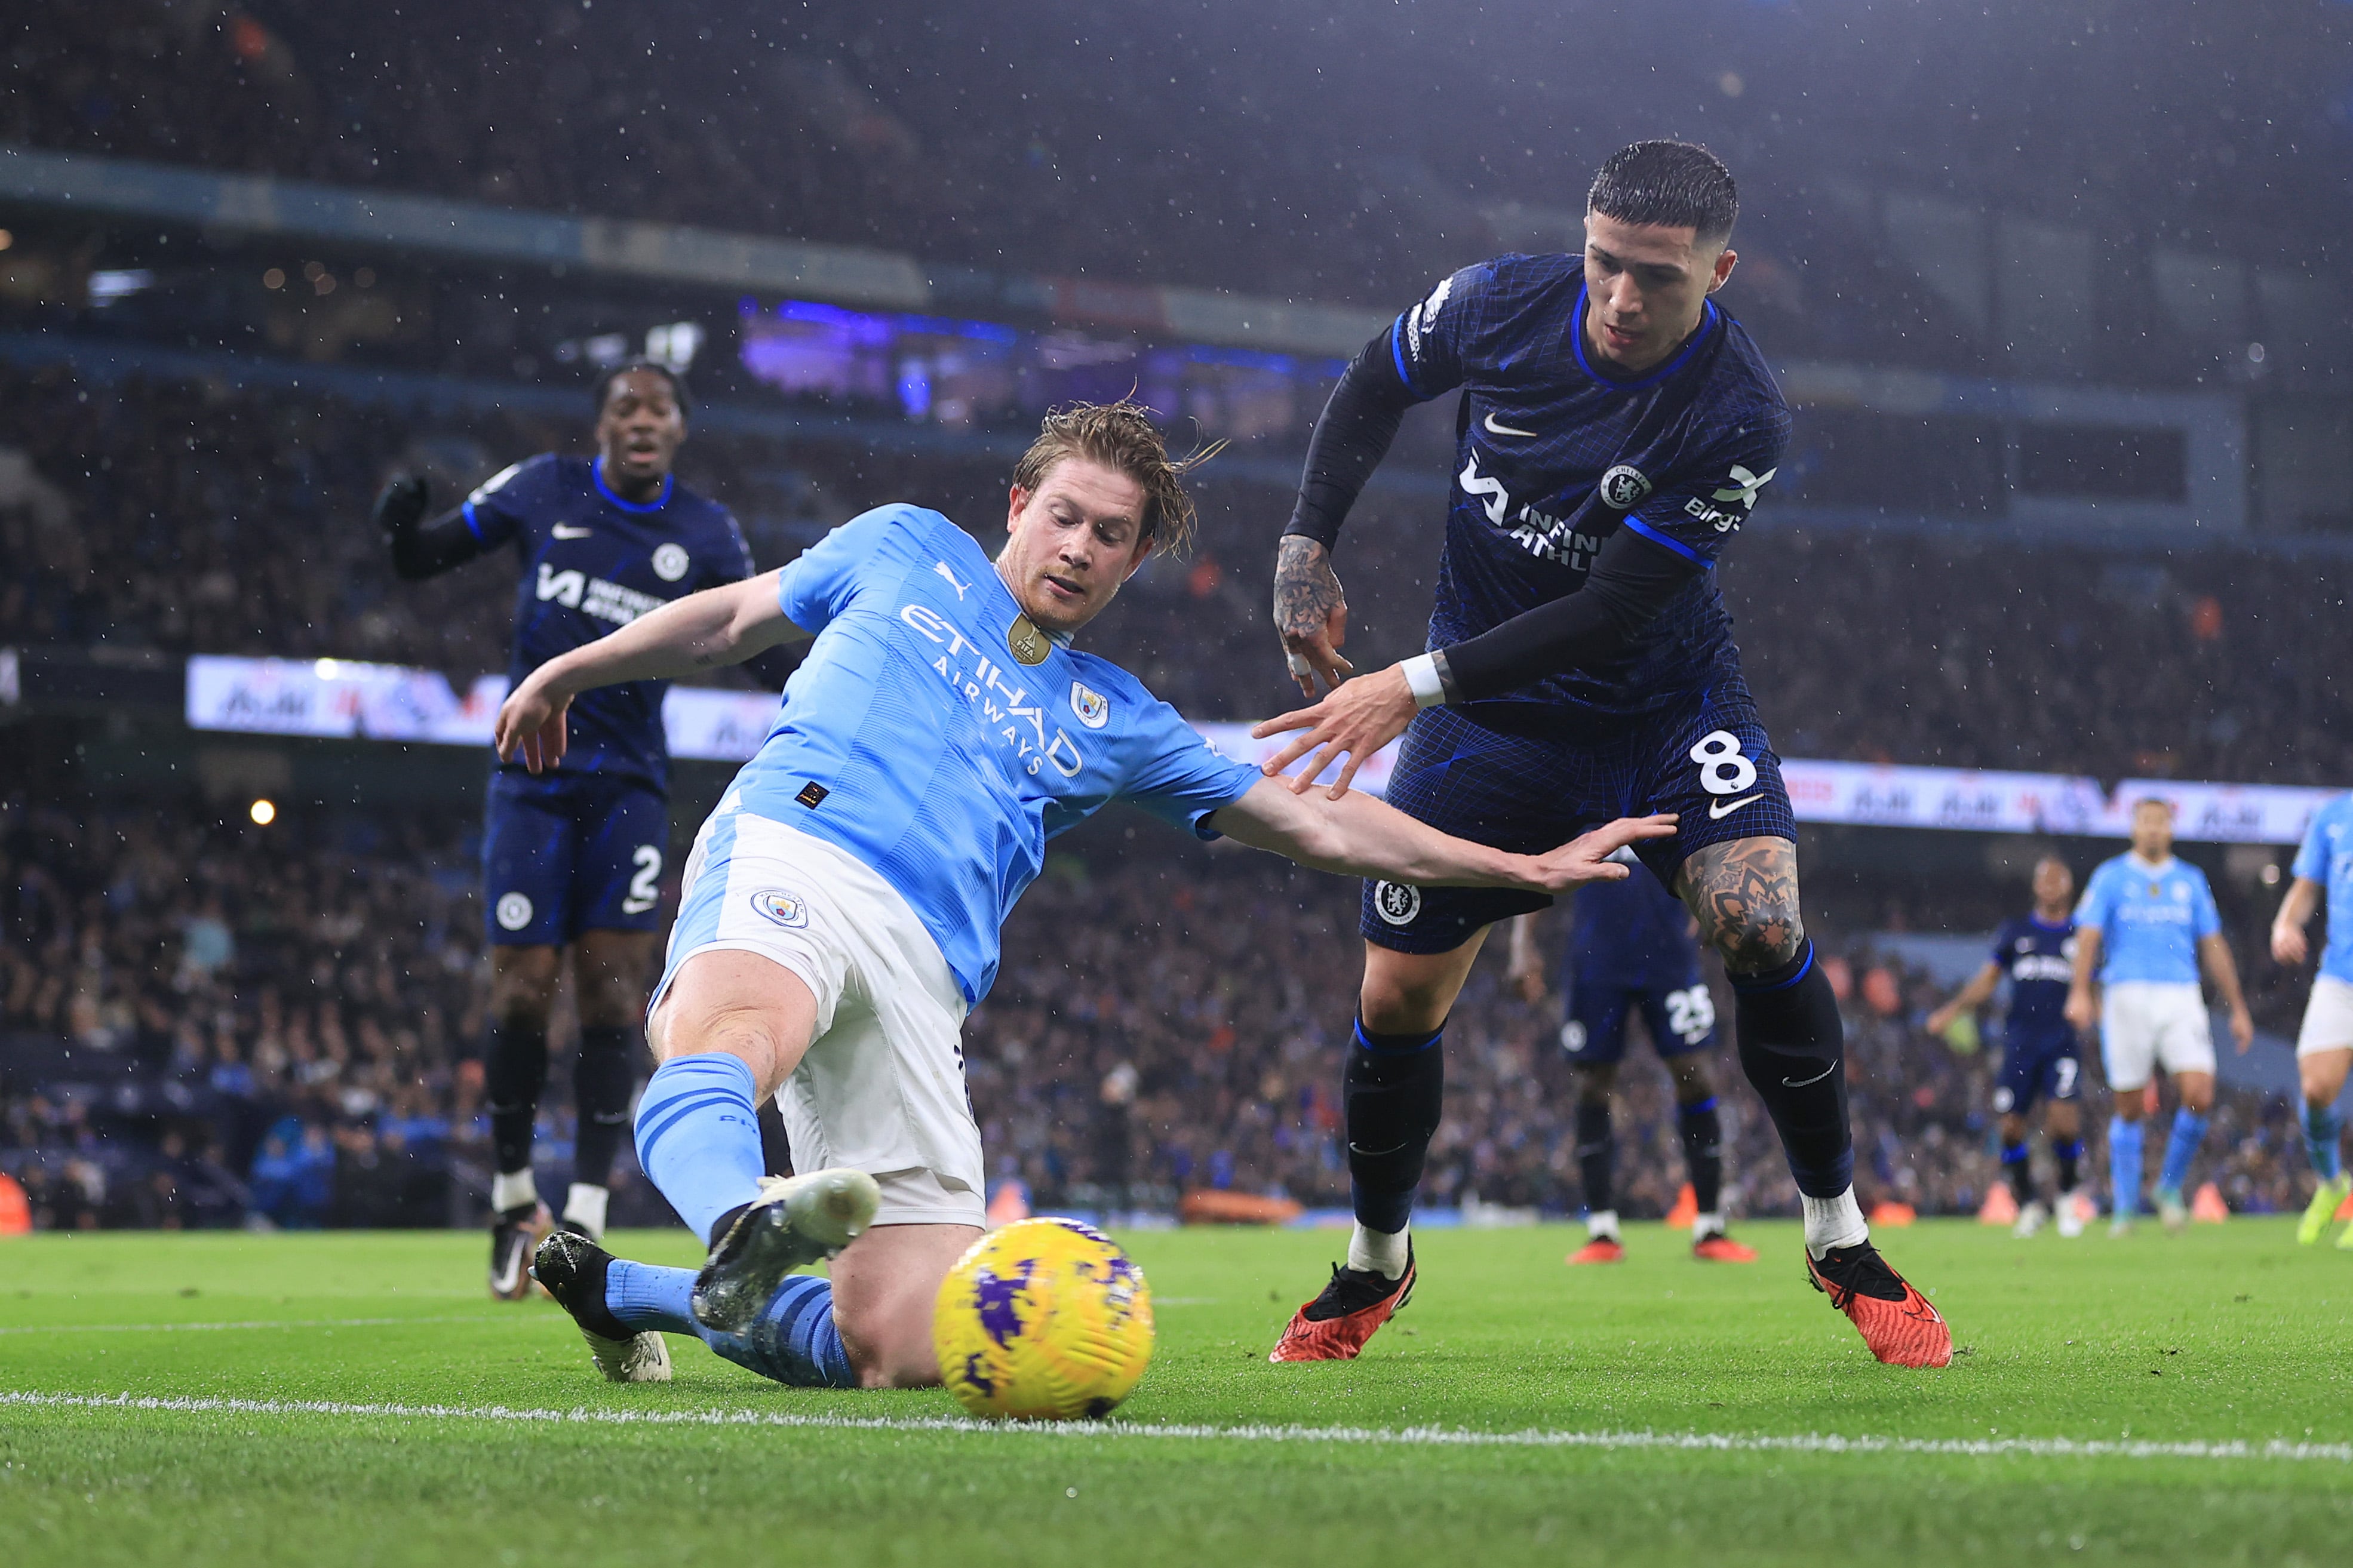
[0,1314,529,1337]
[2,1391,2346,1465]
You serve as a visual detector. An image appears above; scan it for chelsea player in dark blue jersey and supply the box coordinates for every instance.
[1925,856,2088,1238]
[1505,872,1758,1265]
[371,363,770,1296]
[1261,142,1950,1370]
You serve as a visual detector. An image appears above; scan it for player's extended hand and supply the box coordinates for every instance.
[1519,815,1679,894]
[1506,948,1548,1004]
[1924,1003,1959,1038]
[1252,664,1417,799]
[494,669,573,774]
[2229,1006,2256,1054]
[370,472,429,535]
[2271,922,2309,967]
[1271,536,1353,697]
[2063,987,2098,1036]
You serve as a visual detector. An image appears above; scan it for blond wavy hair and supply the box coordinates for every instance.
[1011,401,1219,558]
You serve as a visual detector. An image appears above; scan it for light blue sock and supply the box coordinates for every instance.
[2303,1103,2344,1183]
[607,1258,852,1388]
[632,1053,765,1245]
[2158,1109,2208,1196]
[2109,1117,2145,1217]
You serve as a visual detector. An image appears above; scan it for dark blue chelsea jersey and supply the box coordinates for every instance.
[462,454,755,788]
[1562,871,1704,995]
[1990,914,2077,1034]
[1387,252,1791,724]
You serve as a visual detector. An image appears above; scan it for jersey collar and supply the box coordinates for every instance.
[1569,284,1721,392]
[593,457,673,513]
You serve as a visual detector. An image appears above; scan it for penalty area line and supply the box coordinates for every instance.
[0,1314,536,1337]
[2,1391,2348,1465]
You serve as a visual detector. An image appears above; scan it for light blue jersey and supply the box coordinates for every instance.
[724,504,1261,1004]
[2291,793,2353,986]
[2074,853,2221,986]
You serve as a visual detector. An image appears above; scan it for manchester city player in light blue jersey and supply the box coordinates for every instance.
[490,403,1670,1390]
[2271,791,2353,1247]
[2066,799,2254,1235]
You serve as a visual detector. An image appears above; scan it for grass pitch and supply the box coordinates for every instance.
[3,1220,2349,1566]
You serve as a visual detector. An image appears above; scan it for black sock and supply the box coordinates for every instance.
[2002,1140,2033,1204]
[485,1017,550,1185]
[1678,1096,1723,1214]
[1344,1017,1445,1235]
[1730,940,1854,1198]
[572,1025,640,1191]
[1574,1099,1614,1213]
[2055,1138,2083,1192]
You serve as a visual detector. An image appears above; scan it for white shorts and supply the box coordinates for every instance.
[2296,974,2353,1059]
[655,805,985,1229]
[2100,981,2216,1089]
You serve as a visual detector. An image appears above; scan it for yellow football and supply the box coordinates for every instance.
[933,1216,1154,1421]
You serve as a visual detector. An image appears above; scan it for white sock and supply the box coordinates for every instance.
[562,1182,610,1240]
[1586,1209,1620,1241]
[1347,1222,1409,1280]
[1692,1210,1725,1241]
[1802,1189,1869,1260]
[490,1167,539,1215]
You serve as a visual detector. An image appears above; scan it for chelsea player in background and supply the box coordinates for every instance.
[2066,800,2254,1235]
[1506,875,1758,1265]
[1925,855,2088,1238]
[371,363,782,1296]
[2269,789,2353,1247]
[1254,142,1949,1369]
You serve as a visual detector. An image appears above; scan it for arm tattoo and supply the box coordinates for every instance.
[1675,837,1806,974]
[1273,536,1344,644]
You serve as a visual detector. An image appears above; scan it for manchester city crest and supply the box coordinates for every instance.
[1598,465,1652,510]
[751,888,808,928]
[1070,681,1109,729]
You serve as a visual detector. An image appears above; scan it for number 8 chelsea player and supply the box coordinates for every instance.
[371,362,787,1297]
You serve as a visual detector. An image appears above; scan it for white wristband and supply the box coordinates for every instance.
[1400,653,1447,709]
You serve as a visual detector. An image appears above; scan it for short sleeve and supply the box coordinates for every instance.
[1115,698,1264,841]
[2072,868,2112,933]
[1990,923,2017,967]
[2189,873,2222,940]
[2292,808,2333,884]
[710,511,758,586]
[776,507,912,635]
[462,454,549,550]
[1619,402,1795,568]
[1391,262,1500,401]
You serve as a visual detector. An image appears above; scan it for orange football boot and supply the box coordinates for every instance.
[1805,1241,1952,1368]
[1268,1252,1415,1363]
[1692,1231,1758,1262]
[1566,1235,1626,1264]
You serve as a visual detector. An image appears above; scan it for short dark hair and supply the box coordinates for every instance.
[594,360,690,417]
[1587,140,1739,248]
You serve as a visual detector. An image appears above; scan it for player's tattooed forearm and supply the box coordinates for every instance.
[1678,837,1806,973]
[1273,536,1344,641]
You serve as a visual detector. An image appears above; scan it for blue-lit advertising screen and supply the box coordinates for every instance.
[737,298,1345,441]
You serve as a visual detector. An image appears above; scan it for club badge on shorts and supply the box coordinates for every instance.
[1007,613,1050,666]
[751,888,808,928]
[1372,881,1422,927]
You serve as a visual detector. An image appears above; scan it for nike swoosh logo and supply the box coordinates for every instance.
[552,525,593,539]
[1482,412,1540,439]
[1781,1061,1839,1088]
[490,1252,523,1295]
[1708,792,1764,820]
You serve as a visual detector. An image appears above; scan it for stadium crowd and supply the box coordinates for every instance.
[0,786,2318,1233]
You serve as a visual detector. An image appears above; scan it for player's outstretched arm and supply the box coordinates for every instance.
[1209,776,1673,893]
[1925,961,2002,1037]
[494,573,810,773]
[2271,876,2322,966]
[373,474,492,580]
[2198,931,2257,1053]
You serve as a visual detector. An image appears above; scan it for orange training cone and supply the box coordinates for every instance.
[2190,1182,2228,1223]
[1979,1183,2019,1226]
[1867,1200,1917,1228]
[2334,1188,2353,1222]
[985,1179,1031,1228]
[0,1173,27,1236]
[1664,1182,1698,1229]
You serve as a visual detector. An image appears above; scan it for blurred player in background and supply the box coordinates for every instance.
[2066,800,2253,1235]
[1505,875,1756,1263]
[372,363,782,1296]
[1256,141,1948,1369]
[1924,855,2087,1238]
[494,403,1669,1389]
[2271,791,2353,1247]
